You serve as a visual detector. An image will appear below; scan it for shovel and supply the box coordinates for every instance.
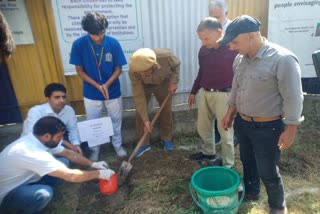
[118,93,172,180]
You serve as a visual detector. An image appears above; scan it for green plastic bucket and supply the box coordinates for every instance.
[190,166,244,214]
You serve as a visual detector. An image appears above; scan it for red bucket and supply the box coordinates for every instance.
[99,173,118,195]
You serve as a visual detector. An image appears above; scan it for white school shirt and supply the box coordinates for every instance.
[22,103,81,145]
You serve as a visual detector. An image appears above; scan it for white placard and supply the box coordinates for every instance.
[77,117,114,148]
[51,0,143,75]
[268,0,320,77]
[0,0,34,44]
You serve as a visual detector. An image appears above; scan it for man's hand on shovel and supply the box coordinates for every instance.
[118,93,172,181]
[144,121,152,133]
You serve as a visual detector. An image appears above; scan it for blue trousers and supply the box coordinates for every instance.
[0,157,69,214]
[234,114,286,209]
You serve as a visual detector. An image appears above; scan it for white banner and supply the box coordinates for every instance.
[51,0,143,75]
[268,0,320,77]
[0,0,34,45]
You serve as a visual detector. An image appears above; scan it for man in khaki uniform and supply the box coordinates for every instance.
[129,48,180,157]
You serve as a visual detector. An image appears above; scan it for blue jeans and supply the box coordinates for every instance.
[234,114,286,209]
[0,157,69,214]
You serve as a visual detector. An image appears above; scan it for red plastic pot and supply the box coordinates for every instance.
[99,173,118,195]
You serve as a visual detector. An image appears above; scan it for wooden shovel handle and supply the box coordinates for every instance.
[128,93,172,162]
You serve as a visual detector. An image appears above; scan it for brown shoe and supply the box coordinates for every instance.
[244,193,260,201]
[269,207,287,214]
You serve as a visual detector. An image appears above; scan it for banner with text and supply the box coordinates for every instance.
[268,0,320,77]
[0,0,34,45]
[51,0,143,75]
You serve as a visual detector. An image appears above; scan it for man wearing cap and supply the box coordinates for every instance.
[188,17,238,168]
[220,15,304,214]
[129,48,180,157]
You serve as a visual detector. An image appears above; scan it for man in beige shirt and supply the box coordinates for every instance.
[129,48,180,157]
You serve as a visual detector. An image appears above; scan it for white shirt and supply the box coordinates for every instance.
[222,18,232,33]
[21,103,81,145]
[0,134,66,204]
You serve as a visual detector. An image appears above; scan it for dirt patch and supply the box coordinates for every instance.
[76,180,129,213]
[279,128,320,179]
[44,132,320,214]
[75,149,203,214]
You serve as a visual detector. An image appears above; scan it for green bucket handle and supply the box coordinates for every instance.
[189,179,245,213]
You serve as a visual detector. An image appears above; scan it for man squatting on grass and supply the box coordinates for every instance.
[0,116,115,214]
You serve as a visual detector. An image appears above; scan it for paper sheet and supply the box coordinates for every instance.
[77,117,114,148]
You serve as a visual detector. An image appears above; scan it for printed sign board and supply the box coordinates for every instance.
[268,0,320,77]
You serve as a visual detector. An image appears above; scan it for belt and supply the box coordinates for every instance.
[203,87,231,92]
[239,113,282,122]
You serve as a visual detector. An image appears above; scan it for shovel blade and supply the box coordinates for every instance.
[118,161,133,178]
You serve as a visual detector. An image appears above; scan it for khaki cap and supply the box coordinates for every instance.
[129,48,157,73]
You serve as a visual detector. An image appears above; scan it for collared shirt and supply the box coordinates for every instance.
[228,39,304,125]
[190,45,238,95]
[129,48,180,122]
[69,34,127,100]
[0,134,65,204]
[21,103,81,145]
[222,18,232,33]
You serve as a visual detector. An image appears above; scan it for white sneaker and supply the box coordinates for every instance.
[238,183,243,192]
[115,146,127,157]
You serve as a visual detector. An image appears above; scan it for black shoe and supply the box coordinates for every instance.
[189,152,215,160]
[244,193,260,201]
[269,207,287,214]
[205,157,223,166]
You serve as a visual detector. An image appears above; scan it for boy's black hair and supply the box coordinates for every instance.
[81,12,109,35]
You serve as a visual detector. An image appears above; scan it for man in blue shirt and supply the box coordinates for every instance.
[70,12,127,161]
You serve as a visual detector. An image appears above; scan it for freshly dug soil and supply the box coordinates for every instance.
[77,148,203,214]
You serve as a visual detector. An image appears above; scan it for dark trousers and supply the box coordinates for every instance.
[214,120,221,143]
[234,114,286,209]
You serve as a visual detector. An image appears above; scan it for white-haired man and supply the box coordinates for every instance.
[209,0,239,147]
[209,0,231,33]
